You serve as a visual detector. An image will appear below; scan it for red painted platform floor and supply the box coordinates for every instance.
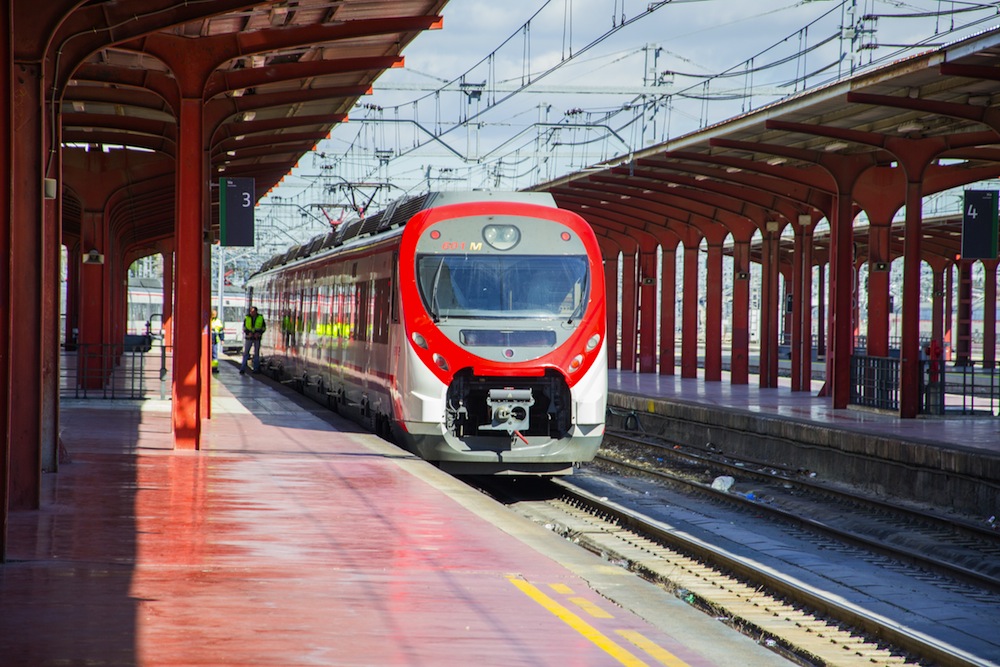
[2,364,788,667]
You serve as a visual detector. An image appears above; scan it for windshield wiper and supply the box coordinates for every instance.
[566,277,588,325]
[430,258,445,322]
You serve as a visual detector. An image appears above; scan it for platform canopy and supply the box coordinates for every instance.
[535,27,1000,264]
[47,0,446,259]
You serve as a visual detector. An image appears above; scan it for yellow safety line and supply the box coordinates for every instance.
[548,583,575,595]
[617,630,691,667]
[507,577,649,667]
[569,596,615,618]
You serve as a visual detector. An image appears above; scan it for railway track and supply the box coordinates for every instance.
[478,437,1000,666]
[600,430,1000,592]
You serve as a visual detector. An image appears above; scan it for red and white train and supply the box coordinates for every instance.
[246,191,607,474]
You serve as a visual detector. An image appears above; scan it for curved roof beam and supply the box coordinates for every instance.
[49,1,262,90]
[551,185,717,247]
[204,55,404,100]
[561,176,757,243]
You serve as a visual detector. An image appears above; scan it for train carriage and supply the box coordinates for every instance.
[127,279,246,353]
[247,191,607,474]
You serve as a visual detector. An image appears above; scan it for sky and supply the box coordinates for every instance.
[246,0,1000,258]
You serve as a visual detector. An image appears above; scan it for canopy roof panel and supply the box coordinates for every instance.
[56,0,447,253]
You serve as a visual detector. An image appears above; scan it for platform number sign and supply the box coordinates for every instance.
[961,190,998,260]
[220,177,255,247]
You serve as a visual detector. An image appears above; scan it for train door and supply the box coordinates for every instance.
[292,274,306,376]
[278,275,293,355]
[327,267,345,396]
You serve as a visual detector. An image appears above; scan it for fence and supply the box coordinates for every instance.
[849,354,1000,416]
[849,355,901,411]
[931,363,1000,416]
[61,343,173,400]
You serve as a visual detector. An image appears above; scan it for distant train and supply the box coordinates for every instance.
[126,278,246,353]
[246,191,608,475]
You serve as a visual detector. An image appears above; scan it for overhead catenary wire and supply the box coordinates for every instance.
[298,0,1000,209]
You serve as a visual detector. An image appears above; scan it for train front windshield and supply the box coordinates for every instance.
[417,254,590,320]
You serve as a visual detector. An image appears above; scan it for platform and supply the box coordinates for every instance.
[610,370,1000,452]
[2,363,788,667]
[608,369,1000,518]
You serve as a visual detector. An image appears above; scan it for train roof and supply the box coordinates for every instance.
[254,191,557,275]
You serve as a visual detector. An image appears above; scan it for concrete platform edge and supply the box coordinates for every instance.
[608,390,1000,517]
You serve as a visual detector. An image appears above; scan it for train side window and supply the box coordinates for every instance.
[354,281,370,341]
[373,277,391,343]
[390,252,399,323]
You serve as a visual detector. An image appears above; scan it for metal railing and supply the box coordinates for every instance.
[850,354,1000,416]
[61,342,173,400]
[932,362,1000,416]
[850,355,901,411]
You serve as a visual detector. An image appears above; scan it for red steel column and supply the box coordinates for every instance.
[604,253,618,370]
[828,194,856,407]
[64,246,79,347]
[759,225,780,388]
[1,0,11,557]
[681,241,700,378]
[202,253,211,417]
[41,113,60,474]
[930,263,945,348]
[173,98,204,449]
[790,226,804,391]
[704,242,723,381]
[798,223,815,390]
[782,271,792,357]
[658,245,676,375]
[816,264,826,360]
[637,250,658,373]
[955,260,973,366]
[162,249,174,347]
[852,262,862,345]
[899,181,924,417]
[619,246,638,372]
[730,238,751,384]
[866,222,892,358]
[983,260,998,369]
[945,265,954,361]
[8,60,44,509]
[77,211,107,388]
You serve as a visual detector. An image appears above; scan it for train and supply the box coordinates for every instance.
[126,278,246,353]
[245,191,608,475]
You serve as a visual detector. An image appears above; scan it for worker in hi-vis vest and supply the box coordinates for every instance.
[240,306,265,375]
[210,309,224,373]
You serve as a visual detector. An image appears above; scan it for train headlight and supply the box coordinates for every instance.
[569,354,584,372]
[432,353,450,371]
[412,332,428,349]
[483,224,521,250]
[586,333,600,351]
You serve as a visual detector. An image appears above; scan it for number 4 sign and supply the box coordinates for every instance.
[961,190,998,260]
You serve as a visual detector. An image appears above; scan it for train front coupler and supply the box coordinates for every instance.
[481,388,535,443]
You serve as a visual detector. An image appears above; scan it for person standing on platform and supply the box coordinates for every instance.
[240,306,266,375]
[210,309,224,374]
